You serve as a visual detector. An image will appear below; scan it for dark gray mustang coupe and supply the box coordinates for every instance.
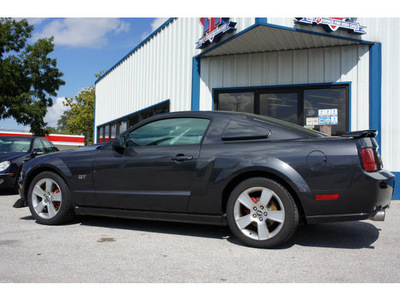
[18,111,395,248]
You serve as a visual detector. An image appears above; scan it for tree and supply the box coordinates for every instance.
[0,18,65,136]
[62,80,96,145]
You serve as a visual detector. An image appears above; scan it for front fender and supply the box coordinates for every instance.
[22,156,72,199]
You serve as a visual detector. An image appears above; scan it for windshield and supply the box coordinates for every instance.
[0,137,31,153]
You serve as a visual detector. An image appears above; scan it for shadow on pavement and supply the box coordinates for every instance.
[19,212,380,250]
[281,221,379,249]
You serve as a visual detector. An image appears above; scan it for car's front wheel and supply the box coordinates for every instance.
[27,171,75,225]
[226,177,299,248]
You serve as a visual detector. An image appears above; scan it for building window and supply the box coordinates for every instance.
[96,100,170,143]
[260,92,298,124]
[119,121,127,134]
[214,85,349,136]
[218,92,254,113]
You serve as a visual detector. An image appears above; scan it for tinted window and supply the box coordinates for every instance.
[236,112,327,138]
[126,118,210,147]
[0,137,31,153]
[33,139,46,152]
[260,93,298,124]
[217,92,254,113]
[42,139,58,153]
[304,88,347,136]
[222,119,270,141]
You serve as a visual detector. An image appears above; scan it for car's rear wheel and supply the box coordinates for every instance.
[28,171,75,225]
[226,177,299,248]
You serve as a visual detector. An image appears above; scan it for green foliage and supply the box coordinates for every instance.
[61,74,100,145]
[0,18,65,136]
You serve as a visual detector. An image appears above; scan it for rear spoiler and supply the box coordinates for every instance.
[342,130,378,138]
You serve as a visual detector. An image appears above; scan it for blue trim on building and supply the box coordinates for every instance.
[191,57,201,111]
[255,18,268,25]
[211,81,351,92]
[93,93,97,142]
[392,172,399,200]
[348,82,352,131]
[369,42,382,149]
[95,18,175,85]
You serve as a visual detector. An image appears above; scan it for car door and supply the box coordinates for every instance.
[92,117,211,213]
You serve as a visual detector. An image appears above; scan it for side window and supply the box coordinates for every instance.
[125,118,210,147]
[42,139,58,153]
[33,139,46,153]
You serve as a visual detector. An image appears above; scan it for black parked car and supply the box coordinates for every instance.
[18,112,394,248]
[0,136,58,192]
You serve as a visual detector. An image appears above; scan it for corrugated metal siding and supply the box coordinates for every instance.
[95,18,202,128]
[200,44,370,130]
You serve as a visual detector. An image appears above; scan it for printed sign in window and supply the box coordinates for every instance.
[318,109,338,125]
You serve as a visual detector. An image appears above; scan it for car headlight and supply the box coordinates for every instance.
[0,161,11,172]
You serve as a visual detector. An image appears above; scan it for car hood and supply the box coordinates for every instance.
[0,152,27,161]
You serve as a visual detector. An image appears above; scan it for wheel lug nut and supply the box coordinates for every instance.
[253,214,257,218]
[264,212,267,216]
[253,207,257,211]
[260,206,264,210]
[259,217,263,221]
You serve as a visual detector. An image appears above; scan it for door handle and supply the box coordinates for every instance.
[171,154,193,162]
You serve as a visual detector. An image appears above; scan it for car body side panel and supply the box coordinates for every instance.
[21,150,98,207]
[92,144,202,213]
[188,138,372,218]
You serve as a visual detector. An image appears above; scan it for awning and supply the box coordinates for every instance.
[198,23,374,58]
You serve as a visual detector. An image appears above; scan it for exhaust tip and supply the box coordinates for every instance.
[370,210,386,222]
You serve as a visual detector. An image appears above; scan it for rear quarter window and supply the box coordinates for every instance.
[234,112,327,139]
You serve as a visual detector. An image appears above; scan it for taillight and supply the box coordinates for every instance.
[360,148,378,172]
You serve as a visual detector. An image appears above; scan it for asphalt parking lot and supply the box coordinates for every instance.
[0,192,399,283]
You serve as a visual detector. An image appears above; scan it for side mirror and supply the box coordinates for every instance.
[31,149,44,158]
[111,135,126,150]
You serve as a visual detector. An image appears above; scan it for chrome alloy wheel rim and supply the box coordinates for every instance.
[233,187,285,240]
[31,178,62,219]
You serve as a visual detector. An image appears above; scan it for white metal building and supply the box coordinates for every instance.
[94,17,400,199]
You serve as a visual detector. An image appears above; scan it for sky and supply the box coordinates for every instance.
[0,17,169,132]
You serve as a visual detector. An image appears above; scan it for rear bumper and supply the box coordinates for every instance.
[305,169,395,224]
[306,204,390,224]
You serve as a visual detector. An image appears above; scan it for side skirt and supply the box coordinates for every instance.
[74,205,227,226]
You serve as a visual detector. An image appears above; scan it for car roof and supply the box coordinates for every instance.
[143,111,326,138]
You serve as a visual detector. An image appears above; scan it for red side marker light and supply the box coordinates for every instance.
[315,194,340,200]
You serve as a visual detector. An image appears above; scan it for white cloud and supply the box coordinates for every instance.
[33,18,130,48]
[44,97,69,127]
[27,18,46,25]
[141,18,169,40]
[151,18,169,31]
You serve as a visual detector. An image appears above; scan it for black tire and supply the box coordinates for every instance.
[226,177,299,248]
[27,171,75,225]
